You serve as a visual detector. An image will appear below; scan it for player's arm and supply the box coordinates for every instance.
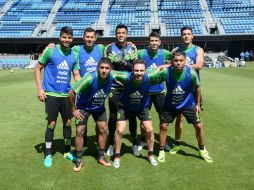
[72,51,81,82]
[98,44,105,57]
[191,69,201,112]
[34,47,53,102]
[68,90,83,121]
[147,68,167,85]
[157,50,171,69]
[191,47,204,70]
[34,63,46,102]
[112,70,128,85]
[69,73,92,120]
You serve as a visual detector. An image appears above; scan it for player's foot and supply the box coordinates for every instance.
[64,152,77,161]
[98,157,111,167]
[148,156,158,166]
[113,158,120,169]
[73,159,83,172]
[132,145,140,156]
[169,144,180,154]
[138,141,147,151]
[44,155,52,168]
[158,150,165,162]
[199,148,213,163]
[106,145,114,157]
[164,144,171,152]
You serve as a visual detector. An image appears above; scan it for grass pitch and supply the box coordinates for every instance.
[0,63,253,190]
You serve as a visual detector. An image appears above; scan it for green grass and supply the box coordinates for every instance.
[0,63,254,190]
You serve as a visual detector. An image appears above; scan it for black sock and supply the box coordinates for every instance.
[160,146,165,150]
[148,151,154,157]
[115,153,121,158]
[98,149,105,159]
[76,150,83,160]
[199,145,204,150]
[45,148,51,156]
[175,140,181,146]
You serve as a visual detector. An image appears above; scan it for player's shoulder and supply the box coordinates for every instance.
[126,41,137,47]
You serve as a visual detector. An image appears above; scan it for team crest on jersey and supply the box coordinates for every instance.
[57,60,69,70]
[186,56,194,65]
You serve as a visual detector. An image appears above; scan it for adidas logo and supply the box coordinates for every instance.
[172,86,185,95]
[148,63,157,69]
[186,56,194,65]
[57,60,69,70]
[93,89,107,98]
[129,91,143,99]
[85,57,98,67]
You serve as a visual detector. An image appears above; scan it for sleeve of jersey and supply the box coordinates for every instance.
[72,45,80,53]
[190,69,200,88]
[73,51,80,70]
[163,49,171,62]
[72,73,92,94]
[113,70,128,84]
[138,49,144,59]
[147,68,167,85]
[38,48,53,65]
[98,44,105,57]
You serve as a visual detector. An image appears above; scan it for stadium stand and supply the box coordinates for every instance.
[53,0,102,37]
[0,54,31,69]
[0,0,253,37]
[0,0,53,37]
[157,0,205,36]
[106,0,151,36]
[207,0,254,34]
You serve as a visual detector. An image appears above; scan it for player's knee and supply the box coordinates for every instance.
[160,123,168,131]
[194,123,203,130]
[76,126,85,137]
[115,127,124,137]
[47,121,56,129]
[65,119,72,126]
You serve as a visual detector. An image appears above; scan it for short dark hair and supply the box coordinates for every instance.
[60,26,73,36]
[83,27,96,36]
[134,59,146,66]
[180,26,193,34]
[172,49,186,58]
[98,57,112,68]
[149,31,160,39]
[115,24,128,34]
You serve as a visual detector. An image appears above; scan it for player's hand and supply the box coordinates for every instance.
[115,79,124,87]
[125,50,137,61]
[108,53,120,63]
[47,43,55,49]
[37,89,46,102]
[196,105,201,113]
[73,109,84,121]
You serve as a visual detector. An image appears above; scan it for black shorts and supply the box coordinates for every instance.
[75,109,107,126]
[149,92,165,114]
[108,88,122,114]
[161,107,201,124]
[117,107,151,121]
[45,95,72,121]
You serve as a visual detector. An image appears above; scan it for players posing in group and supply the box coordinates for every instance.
[35,25,212,170]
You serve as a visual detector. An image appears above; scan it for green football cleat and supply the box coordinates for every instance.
[64,152,77,161]
[199,148,213,163]
[158,150,165,162]
[44,155,52,168]
[169,144,180,154]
